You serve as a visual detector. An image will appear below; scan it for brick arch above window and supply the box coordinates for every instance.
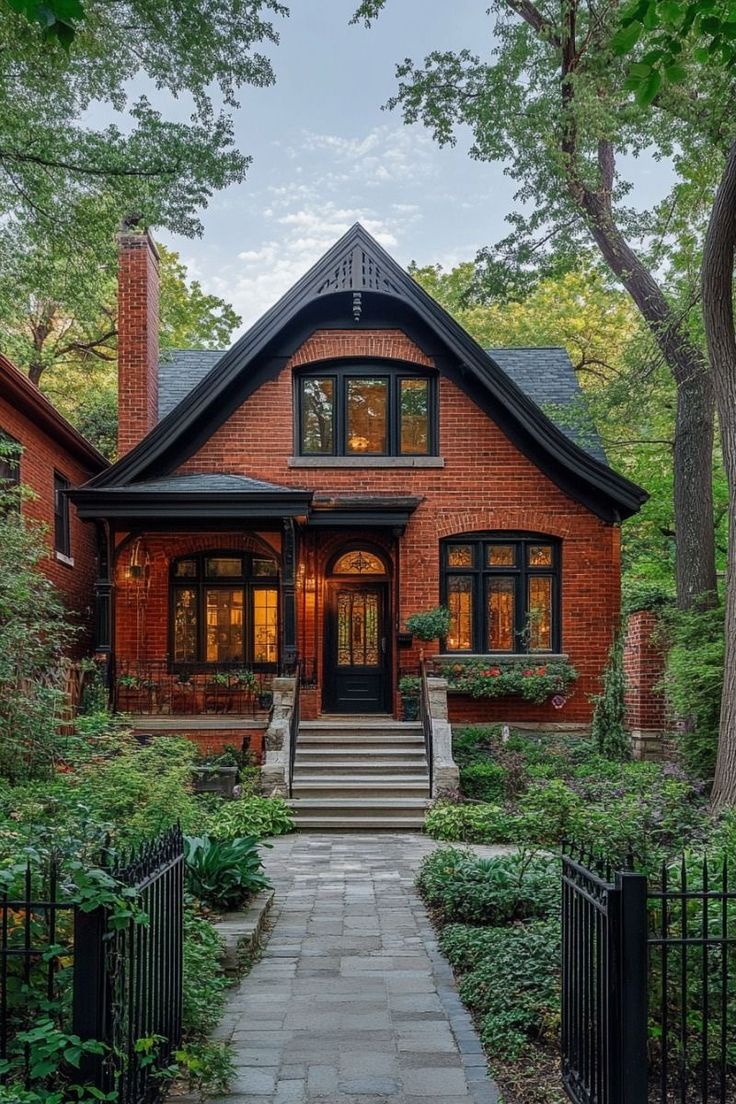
[287,328,434,370]
[435,511,576,541]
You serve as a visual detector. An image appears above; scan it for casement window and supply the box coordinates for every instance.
[441,535,561,654]
[53,472,71,558]
[0,430,20,506]
[297,364,437,457]
[170,552,279,668]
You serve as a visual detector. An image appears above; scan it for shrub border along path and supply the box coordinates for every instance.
[209,833,504,1103]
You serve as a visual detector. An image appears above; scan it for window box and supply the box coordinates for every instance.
[438,658,577,705]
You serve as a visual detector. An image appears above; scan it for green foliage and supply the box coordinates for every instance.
[0,510,75,781]
[182,907,228,1037]
[417,848,560,925]
[405,606,451,641]
[184,834,270,911]
[174,1040,236,1097]
[622,577,675,616]
[458,760,507,803]
[398,675,421,697]
[424,800,512,844]
[665,604,724,779]
[4,0,83,46]
[591,634,631,761]
[202,795,294,841]
[443,659,577,703]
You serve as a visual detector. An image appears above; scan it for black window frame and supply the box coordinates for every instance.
[169,550,280,671]
[0,429,21,508]
[295,359,438,457]
[53,471,71,558]
[440,533,561,655]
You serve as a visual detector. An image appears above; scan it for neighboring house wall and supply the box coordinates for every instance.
[0,366,105,650]
[157,327,621,724]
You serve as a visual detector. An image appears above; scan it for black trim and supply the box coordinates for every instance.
[82,224,647,523]
[53,472,71,557]
[71,488,313,520]
[441,532,562,655]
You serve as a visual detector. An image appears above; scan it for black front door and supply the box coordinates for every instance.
[324,582,390,713]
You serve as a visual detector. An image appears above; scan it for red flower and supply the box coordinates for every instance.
[523,668,534,676]
[536,666,547,675]
[490,667,501,676]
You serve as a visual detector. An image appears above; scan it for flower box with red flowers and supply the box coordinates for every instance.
[440,658,577,704]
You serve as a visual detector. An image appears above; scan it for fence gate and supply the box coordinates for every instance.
[561,853,648,1104]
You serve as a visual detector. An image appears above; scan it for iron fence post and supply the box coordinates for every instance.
[616,871,648,1104]
[72,905,107,1087]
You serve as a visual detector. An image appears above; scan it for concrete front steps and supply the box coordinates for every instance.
[289,719,430,830]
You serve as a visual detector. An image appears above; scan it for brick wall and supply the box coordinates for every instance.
[0,392,98,651]
[156,327,622,725]
[117,230,159,457]
[624,608,667,758]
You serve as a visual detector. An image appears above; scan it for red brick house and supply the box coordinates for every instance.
[0,353,107,649]
[71,224,646,816]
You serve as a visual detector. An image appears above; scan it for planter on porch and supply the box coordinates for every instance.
[191,763,239,798]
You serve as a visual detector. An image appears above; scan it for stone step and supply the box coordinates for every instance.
[300,720,422,730]
[291,779,430,799]
[293,758,428,773]
[290,797,429,815]
[293,815,426,830]
[296,732,425,746]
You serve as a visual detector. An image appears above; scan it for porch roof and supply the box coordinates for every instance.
[70,471,313,520]
[308,492,422,529]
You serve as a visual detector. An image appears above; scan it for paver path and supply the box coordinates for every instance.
[211,833,501,1104]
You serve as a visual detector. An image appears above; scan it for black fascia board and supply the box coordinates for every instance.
[71,489,312,520]
[87,223,647,522]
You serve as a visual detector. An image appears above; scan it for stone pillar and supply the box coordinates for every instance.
[426,675,460,796]
[624,609,667,760]
[261,676,296,796]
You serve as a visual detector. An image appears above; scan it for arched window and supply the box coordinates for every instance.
[441,534,560,654]
[330,549,387,576]
[297,362,437,457]
[170,551,279,668]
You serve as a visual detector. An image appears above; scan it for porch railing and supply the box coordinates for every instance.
[114,660,274,717]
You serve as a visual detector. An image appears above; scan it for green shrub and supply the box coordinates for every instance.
[512,779,585,845]
[184,834,271,911]
[417,848,559,925]
[459,761,507,802]
[665,605,724,780]
[458,919,561,1060]
[204,795,294,840]
[591,633,631,761]
[182,907,228,1036]
[405,606,451,640]
[424,800,512,844]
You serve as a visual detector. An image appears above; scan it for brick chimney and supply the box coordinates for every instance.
[117,226,160,457]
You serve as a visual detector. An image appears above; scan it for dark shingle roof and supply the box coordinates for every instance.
[109,473,301,495]
[157,345,606,463]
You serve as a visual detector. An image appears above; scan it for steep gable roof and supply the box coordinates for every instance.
[89,223,646,522]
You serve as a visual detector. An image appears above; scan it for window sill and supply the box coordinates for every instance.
[55,551,75,568]
[436,653,569,662]
[288,456,445,468]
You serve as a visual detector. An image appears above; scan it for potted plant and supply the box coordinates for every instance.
[191,747,240,798]
[116,673,155,712]
[398,675,421,721]
[405,606,452,645]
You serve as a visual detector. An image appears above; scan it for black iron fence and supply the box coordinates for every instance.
[115,659,274,717]
[1,826,184,1103]
[562,850,736,1104]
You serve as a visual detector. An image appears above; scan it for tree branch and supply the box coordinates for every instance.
[503,0,561,47]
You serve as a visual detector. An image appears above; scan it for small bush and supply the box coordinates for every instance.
[184,834,271,911]
[458,919,561,1060]
[182,907,228,1037]
[204,795,294,840]
[417,848,559,925]
[424,800,512,844]
[459,761,507,802]
[665,605,724,780]
[591,633,630,761]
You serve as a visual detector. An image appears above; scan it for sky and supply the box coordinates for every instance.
[155,0,675,336]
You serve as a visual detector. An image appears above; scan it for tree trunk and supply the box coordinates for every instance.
[703,137,736,806]
[28,361,44,386]
[579,192,717,608]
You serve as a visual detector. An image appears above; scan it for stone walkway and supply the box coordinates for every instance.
[211,833,501,1104]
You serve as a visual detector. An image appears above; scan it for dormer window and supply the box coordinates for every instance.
[297,363,437,457]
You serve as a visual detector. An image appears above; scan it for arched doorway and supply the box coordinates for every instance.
[323,546,391,714]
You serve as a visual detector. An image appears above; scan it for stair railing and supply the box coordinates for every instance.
[419,658,434,796]
[287,659,301,798]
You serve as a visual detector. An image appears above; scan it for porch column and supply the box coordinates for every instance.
[281,517,298,671]
[93,521,114,690]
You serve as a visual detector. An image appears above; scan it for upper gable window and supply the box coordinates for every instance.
[297,364,436,457]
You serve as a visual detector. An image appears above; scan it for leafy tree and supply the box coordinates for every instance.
[354,0,727,610]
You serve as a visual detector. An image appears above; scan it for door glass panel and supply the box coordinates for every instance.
[173,587,198,662]
[447,544,474,568]
[301,378,334,454]
[206,588,244,662]
[447,576,473,652]
[347,378,388,453]
[487,544,516,566]
[487,577,516,651]
[206,557,242,578]
[174,558,197,578]
[527,576,553,651]
[528,544,553,567]
[400,378,429,454]
[336,589,380,666]
[253,588,278,664]
[332,550,384,575]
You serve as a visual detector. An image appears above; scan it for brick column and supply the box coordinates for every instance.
[624,609,667,760]
[117,229,160,457]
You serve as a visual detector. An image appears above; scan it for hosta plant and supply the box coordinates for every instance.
[183,835,270,911]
